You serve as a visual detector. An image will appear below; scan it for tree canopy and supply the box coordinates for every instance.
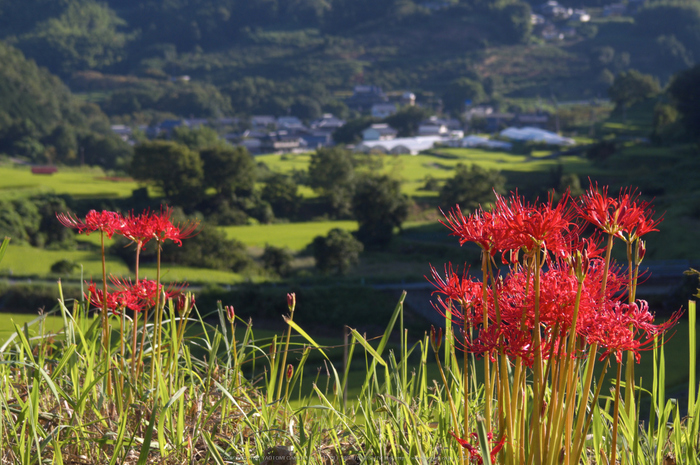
[439,164,506,213]
[131,141,205,208]
[312,228,363,275]
[0,41,130,167]
[352,175,410,248]
[608,70,660,110]
[307,147,357,217]
[668,64,700,142]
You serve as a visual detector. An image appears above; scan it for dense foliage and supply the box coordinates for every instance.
[0,42,130,167]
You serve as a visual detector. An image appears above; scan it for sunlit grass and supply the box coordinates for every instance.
[0,165,143,198]
[222,220,358,250]
[257,148,599,197]
[0,244,130,278]
[138,264,250,284]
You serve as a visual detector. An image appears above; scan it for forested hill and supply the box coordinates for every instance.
[0,41,130,168]
[0,0,699,121]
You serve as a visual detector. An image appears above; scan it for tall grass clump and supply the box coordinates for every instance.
[0,189,697,464]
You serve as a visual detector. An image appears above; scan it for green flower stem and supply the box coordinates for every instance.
[610,360,624,465]
[100,230,113,398]
[480,251,492,431]
[434,349,459,432]
[276,306,295,402]
[151,241,163,387]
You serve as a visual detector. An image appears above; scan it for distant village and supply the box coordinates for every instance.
[106,0,651,156]
[111,82,578,156]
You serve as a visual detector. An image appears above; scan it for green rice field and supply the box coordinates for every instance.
[0,165,144,199]
[222,220,358,251]
[0,244,130,278]
[257,147,598,197]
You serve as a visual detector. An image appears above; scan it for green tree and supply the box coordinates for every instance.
[439,164,506,212]
[172,126,224,150]
[384,106,430,137]
[33,194,75,248]
[162,225,251,272]
[668,64,700,142]
[131,141,204,208]
[113,222,252,272]
[608,70,660,122]
[51,259,78,275]
[312,228,363,275]
[351,175,411,248]
[651,103,683,144]
[497,2,532,44]
[261,245,294,277]
[200,145,256,199]
[0,42,120,166]
[262,173,301,218]
[636,3,700,57]
[332,116,377,144]
[307,147,356,217]
[17,1,134,75]
[80,133,133,170]
[443,78,486,115]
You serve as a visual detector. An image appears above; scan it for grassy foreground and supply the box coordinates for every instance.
[0,287,698,464]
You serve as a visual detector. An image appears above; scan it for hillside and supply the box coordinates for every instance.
[0,41,131,168]
[0,0,697,121]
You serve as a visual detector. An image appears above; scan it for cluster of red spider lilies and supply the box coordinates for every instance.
[57,207,199,389]
[430,185,682,465]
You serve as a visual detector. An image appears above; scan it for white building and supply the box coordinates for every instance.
[362,124,398,141]
[500,127,575,146]
[460,135,513,150]
[277,116,305,130]
[355,136,442,155]
[251,115,277,129]
[310,114,346,131]
[371,103,398,119]
[418,124,449,136]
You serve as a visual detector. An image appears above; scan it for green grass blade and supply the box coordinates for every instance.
[202,431,227,465]
[108,413,130,465]
[136,403,159,465]
[350,329,386,367]
[690,301,696,411]
[0,237,11,265]
[284,317,329,359]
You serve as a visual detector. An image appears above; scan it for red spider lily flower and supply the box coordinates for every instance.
[577,184,662,242]
[110,276,187,308]
[86,281,143,314]
[580,300,682,363]
[286,364,294,381]
[440,205,507,254]
[494,191,578,259]
[427,264,487,330]
[450,431,506,465]
[427,263,483,307]
[148,207,200,246]
[121,209,156,248]
[287,292,296,312]
[460,324,538,366]
[57,210,125,238]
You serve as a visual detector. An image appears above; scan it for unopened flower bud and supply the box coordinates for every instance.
[637,240,646,263]
[430,325,443,352]
[225,305,235,323]
[176,294,191,313]
[573,251,589,283]
[287,292,296,312]
[286,364,294,381]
